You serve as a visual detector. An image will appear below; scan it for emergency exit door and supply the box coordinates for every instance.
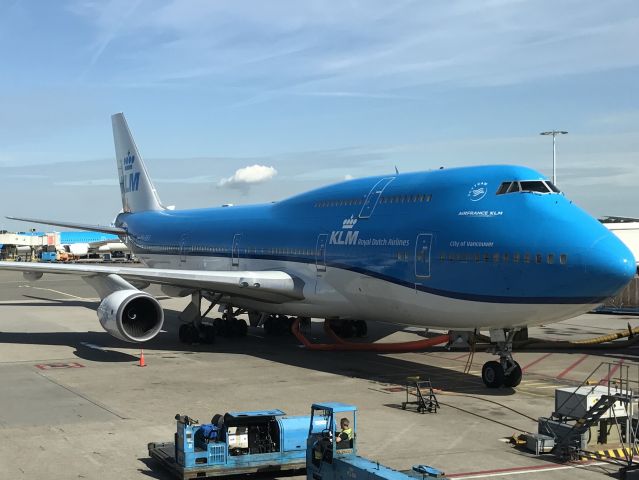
[179,234,190,264]
[315,234,328,272]
[358,177,395,219]
[231,234,241,269]
[415,233,433,278]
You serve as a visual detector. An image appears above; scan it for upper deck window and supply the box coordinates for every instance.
[496,180,560,195]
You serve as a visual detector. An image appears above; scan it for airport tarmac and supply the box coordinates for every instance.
[1,270,638,479]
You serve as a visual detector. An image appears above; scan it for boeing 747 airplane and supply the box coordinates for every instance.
[1,113,635,388]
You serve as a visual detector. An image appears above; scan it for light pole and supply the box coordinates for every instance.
[540,130,568,185]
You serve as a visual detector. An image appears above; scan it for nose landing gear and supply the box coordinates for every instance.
[481,329,522,388]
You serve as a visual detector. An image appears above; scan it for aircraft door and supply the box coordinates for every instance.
[315,234,328,273]
[415,233,433,279]
[359,177,394,219]
[179,234,189,264]
[231,234,241,269]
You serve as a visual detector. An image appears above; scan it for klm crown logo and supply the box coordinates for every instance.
[342,215,358,229]
[123,151,135,171]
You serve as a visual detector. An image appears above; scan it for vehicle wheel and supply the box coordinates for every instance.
[482,361,505,388]
[503,362,522,388]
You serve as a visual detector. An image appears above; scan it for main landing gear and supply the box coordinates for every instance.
[481,329,522,388]
[177,292,248,345]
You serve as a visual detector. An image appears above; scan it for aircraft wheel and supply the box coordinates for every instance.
[179,324,199,344]
[264,316,274,335]
[237,319,248,337]
[213,318,224,335]
[503,362,522,388]
[481,361,504,388]
[201,325,216,344]
[178,324,189,343]
[339,320,355,338]
[220,320,233,338]
[355,320,367,337]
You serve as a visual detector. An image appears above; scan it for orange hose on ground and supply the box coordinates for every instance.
[291,318,450,352]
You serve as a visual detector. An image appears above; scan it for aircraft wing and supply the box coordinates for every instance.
[0,262,303,303]
[6,216,126,235]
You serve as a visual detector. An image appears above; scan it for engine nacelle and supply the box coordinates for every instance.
[97,290,164,343]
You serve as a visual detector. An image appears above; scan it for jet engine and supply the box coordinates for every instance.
[97,290,164,342]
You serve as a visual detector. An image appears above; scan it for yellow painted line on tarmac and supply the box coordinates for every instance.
[18,284,91,300]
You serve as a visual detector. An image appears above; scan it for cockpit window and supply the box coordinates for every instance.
[545,181,561,193]
[507,182,521,193]
[496,182,511,195]
[496,180,560,195]
[519,181,550,193]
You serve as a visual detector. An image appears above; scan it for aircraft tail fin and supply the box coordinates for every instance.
[111,113,164,213]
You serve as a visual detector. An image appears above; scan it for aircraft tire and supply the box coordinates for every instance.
[482,361,505,388]
[503,362,522,388]
[179,324,199,344]
[178,324,189,343]
[264,316,274,335]
[220,320,233,338]
[202,325,216,344]
[355,320,367,337]
[237,319,248,337]
[213,318,224,335]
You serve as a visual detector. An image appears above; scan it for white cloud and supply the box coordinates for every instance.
[218,164,278,188]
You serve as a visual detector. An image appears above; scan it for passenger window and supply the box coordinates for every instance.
[448,253,454,262]
[496,182,511,195]
[547,254,554,264]
[560,254,567,265]
[484,253,490,262]
[524,253,531,264]
[475,253,481,262]
[503,253,509,263]
[439,253,445,262]
[535,253,542,264]
[493,253,500,263]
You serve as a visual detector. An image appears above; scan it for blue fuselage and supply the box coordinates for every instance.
[115,165,635,330]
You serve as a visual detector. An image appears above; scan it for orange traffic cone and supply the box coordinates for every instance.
[139,349,146,367]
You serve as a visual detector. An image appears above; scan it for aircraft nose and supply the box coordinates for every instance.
[586,234,636,297]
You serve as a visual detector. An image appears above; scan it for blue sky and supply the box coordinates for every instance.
[1,0,638,230]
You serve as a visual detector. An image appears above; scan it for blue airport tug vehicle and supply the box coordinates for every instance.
[148,409,323,479]
[306,402,447,480]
